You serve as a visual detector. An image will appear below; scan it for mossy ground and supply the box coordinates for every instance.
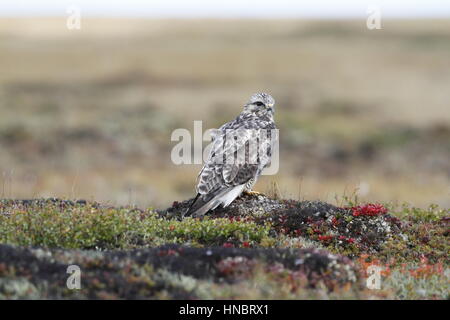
[0,195,448,299]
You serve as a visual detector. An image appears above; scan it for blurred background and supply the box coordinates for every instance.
[0,1,449,208]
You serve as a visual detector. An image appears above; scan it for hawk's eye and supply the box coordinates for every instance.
[255,101,264,107]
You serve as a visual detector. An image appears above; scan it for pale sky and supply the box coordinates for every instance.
[0,0,449,18]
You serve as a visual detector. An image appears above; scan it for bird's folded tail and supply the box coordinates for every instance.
[184,185,245,217]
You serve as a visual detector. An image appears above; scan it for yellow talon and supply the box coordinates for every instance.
[243,190,263,197]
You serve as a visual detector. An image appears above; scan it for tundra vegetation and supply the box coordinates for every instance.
[0,194,448,299]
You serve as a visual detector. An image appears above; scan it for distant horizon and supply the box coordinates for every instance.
[2,16,449,21]
[1,0,449,18]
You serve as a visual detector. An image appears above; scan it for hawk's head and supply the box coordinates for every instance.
[244,93,275,115]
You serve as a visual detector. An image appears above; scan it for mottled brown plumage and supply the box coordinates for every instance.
[185,93,277,217]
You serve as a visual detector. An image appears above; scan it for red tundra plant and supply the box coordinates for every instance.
[339,236,355,243]
[216,256,255,278]
[318,235,333,242]
[157,249,178,257]
[350,204,388,217]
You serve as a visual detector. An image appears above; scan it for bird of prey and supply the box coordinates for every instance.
[185,93,277,217]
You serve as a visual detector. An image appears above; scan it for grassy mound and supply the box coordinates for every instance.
[166,194,403,256]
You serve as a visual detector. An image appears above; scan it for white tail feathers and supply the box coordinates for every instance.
[186,184,245,217]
